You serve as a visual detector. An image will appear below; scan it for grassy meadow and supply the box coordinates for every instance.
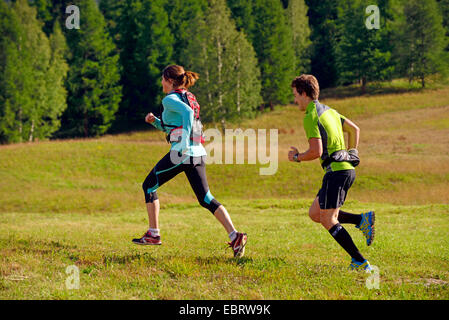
[1,83,449,299]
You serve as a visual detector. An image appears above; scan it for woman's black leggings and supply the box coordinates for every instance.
[142,151,221,214]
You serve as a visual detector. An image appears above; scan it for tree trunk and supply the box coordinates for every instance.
[420,28,426,89]
[29,120,34,142]
[361,76,367,94]
[84,113,89,137]
[202,43,212,108]
[236,46,241,114]
[220,118,226,135]
[217,38,223,111]
[18,107,23,143]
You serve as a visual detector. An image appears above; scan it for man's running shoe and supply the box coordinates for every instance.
[356,211,375,246]
[349,259,373,272]
[228,232,247,258]
[132,231,161,245]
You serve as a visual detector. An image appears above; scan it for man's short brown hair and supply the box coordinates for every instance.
[291,74,320,100]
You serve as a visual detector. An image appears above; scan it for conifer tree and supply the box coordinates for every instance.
[42,22,69,139]
[13,0,51,142]
[0,0,21,143]
[100,0,173,130]
[251,0,295,106]
[164,0,207,65]
[59,0,121,137]
[437,0,449,51]
[0,0,68,143]
[398,0,448,87]
[184,0,262,126]
[32,0,55,36]
[336,0,394,93]
[286,0,312,75]
[305,0,339,88]
[226,0,255,37]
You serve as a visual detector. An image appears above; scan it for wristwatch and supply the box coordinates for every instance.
[293,153,301,163]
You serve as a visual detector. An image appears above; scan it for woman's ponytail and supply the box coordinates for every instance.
[184,71,199,89]
[163,65,199,90]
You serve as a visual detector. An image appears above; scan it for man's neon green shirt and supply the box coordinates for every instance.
[303,100,354,173]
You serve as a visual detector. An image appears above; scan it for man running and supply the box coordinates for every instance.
[288,74,375,271]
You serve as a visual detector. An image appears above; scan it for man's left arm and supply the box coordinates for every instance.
[288,138,323,163]
[342,117,360,150]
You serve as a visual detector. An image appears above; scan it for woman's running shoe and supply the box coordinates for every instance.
[228,232,247,258]
[132,231,162,245]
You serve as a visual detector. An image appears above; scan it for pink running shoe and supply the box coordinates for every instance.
[228,232,247,258]
[132,231,161,245]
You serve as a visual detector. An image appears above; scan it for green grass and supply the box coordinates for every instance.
[319,78,446,99]
[1,200,448,299]
[1,83,449,299]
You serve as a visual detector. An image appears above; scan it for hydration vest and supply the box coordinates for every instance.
[160,89,205,144]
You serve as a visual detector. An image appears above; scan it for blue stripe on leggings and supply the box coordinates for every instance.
[203,190,214,205]
[147,183,159,194]
[147,156,189,194]
[155,156,189,175]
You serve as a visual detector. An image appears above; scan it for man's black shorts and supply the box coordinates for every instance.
[317,169,355,209]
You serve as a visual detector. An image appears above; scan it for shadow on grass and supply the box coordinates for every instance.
[195,255,254,266]
[1,238,79,257]
[102,252,157,265]
[11,238,77,250]
[194,256,293,269]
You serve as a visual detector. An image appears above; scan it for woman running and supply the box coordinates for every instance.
[132,65,247,258]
